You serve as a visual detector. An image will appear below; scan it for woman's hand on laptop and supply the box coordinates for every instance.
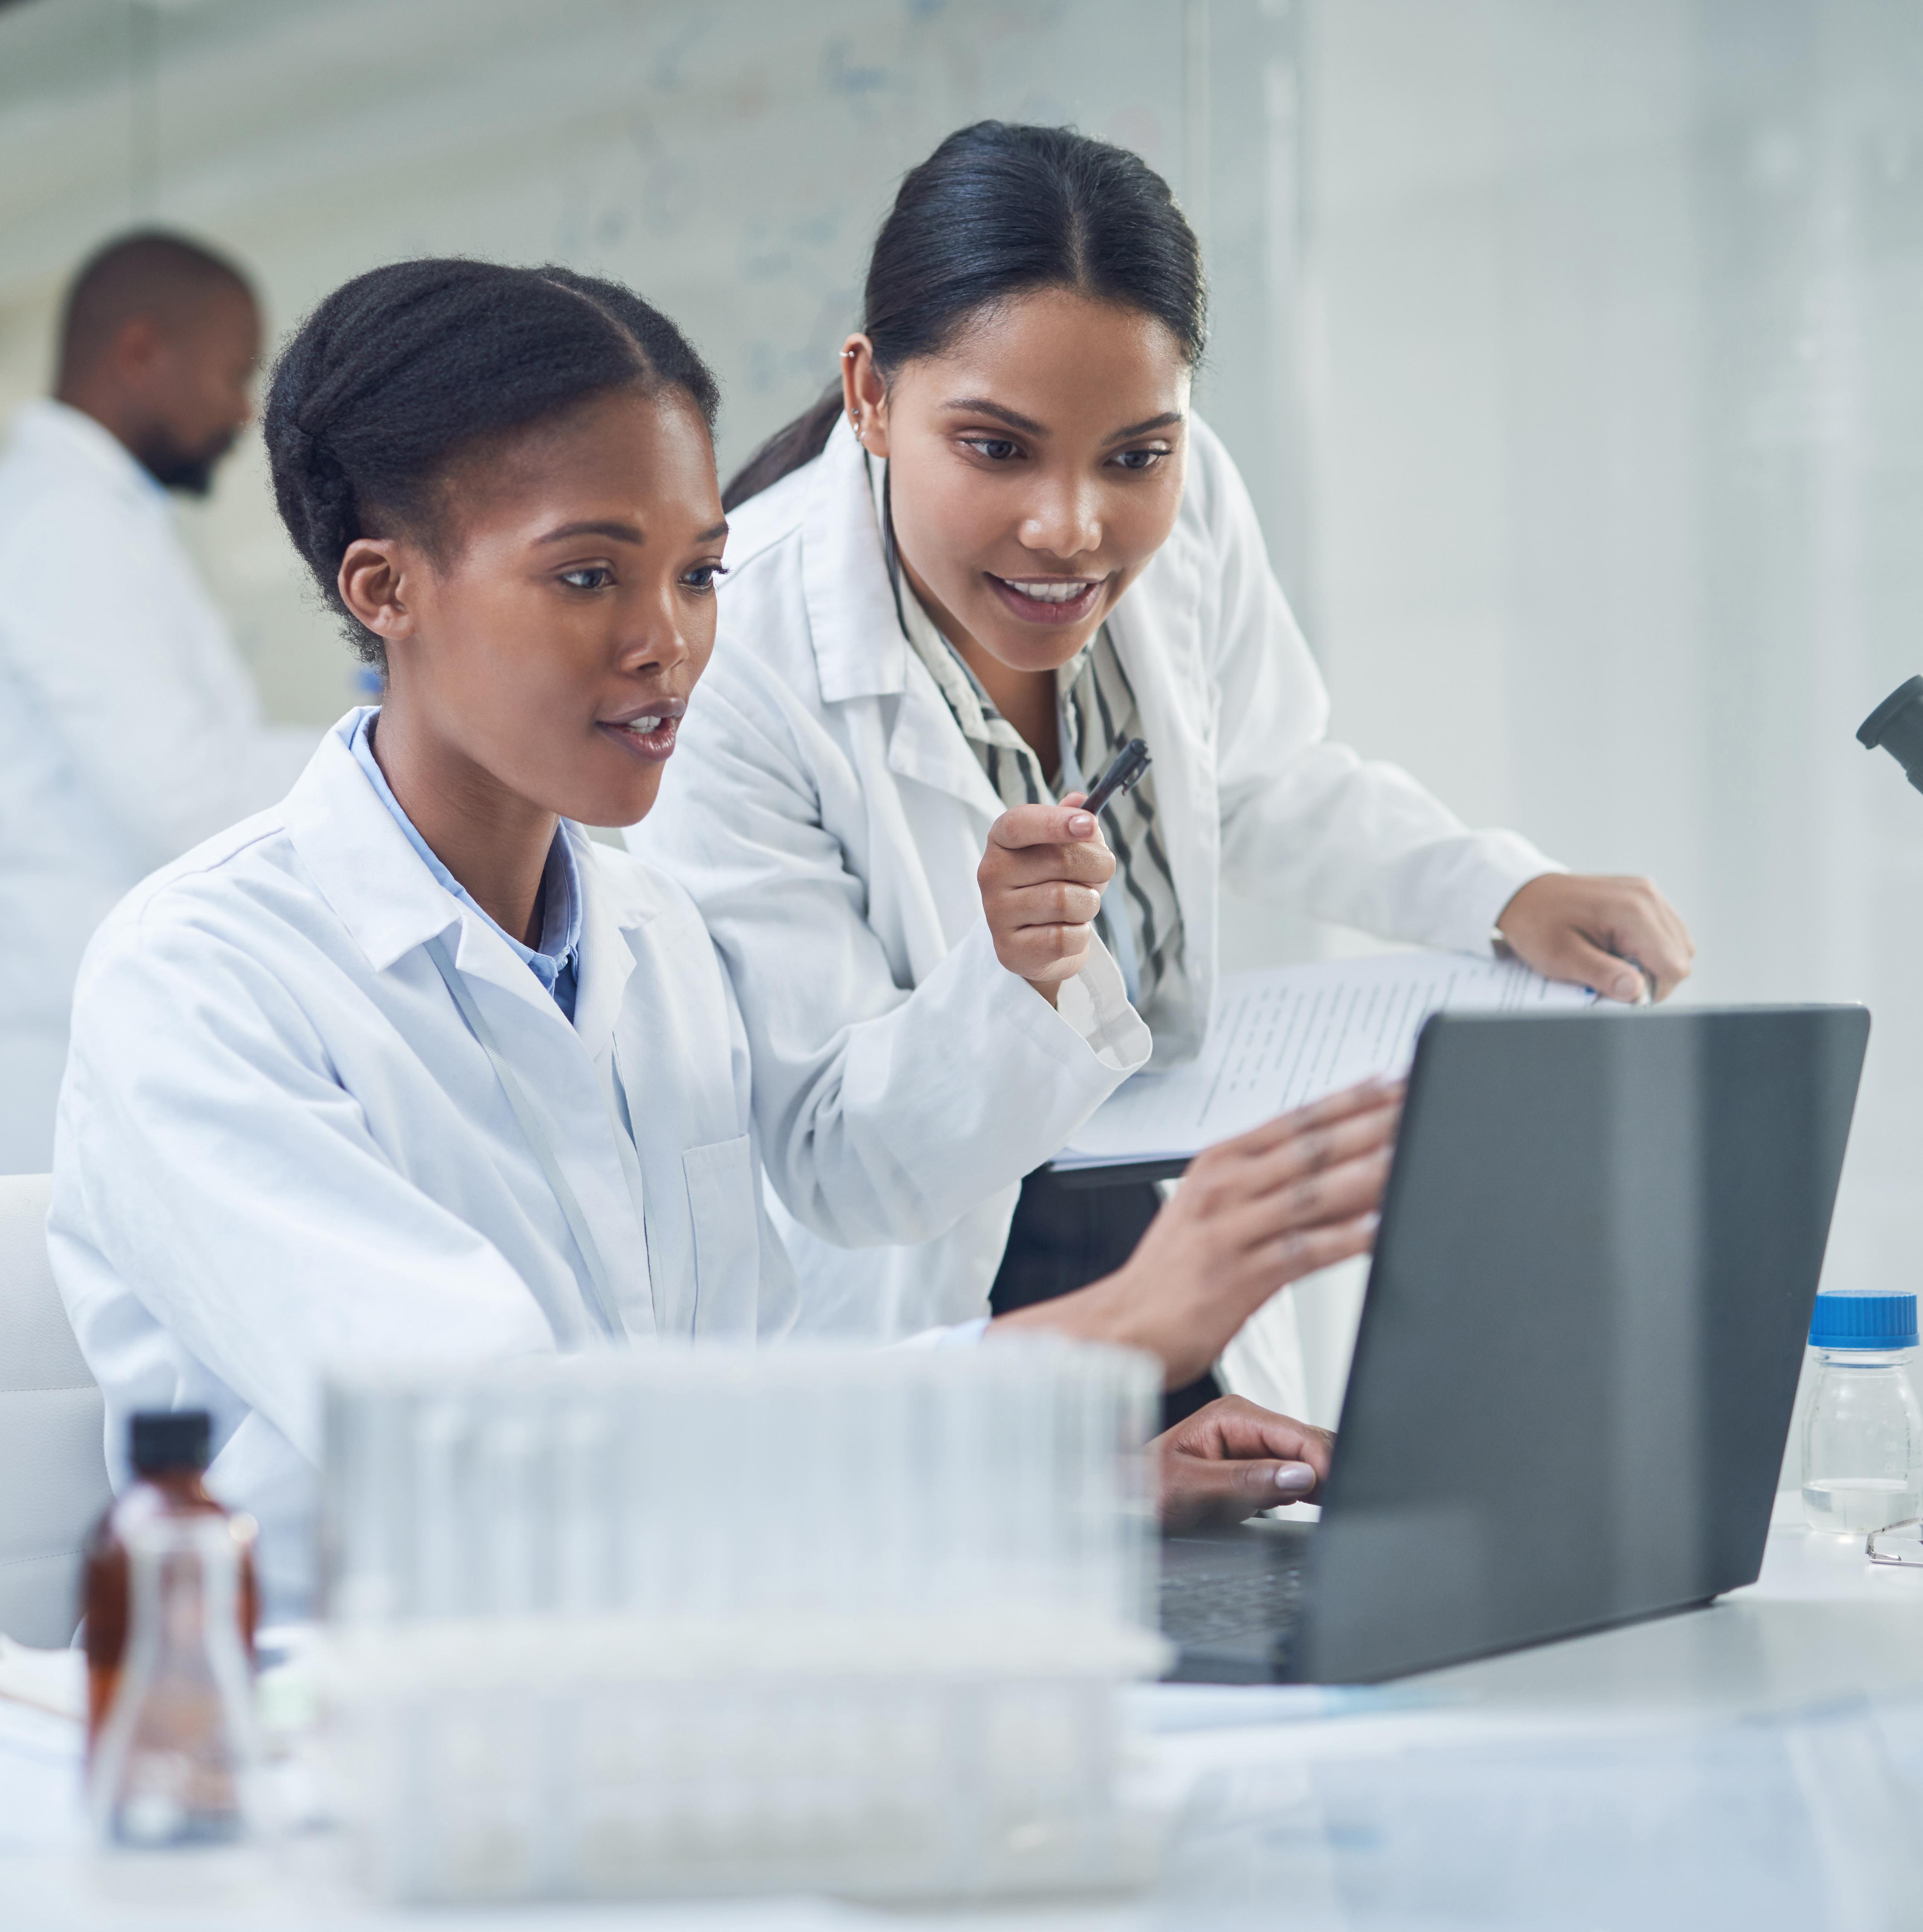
[994,1076,1401,1385]
[1155,1394,1334,1529]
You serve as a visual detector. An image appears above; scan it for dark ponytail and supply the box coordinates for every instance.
[722,385,845,513]
[722,121,1205,512]
[265,259,720,669]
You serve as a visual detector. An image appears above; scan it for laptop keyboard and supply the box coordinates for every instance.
[1159,1549,1309,1647]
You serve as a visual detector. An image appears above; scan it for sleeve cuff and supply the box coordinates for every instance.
[1049,933,1153,1073]
[897,1316,991,1350]
[1448,835,1567,957]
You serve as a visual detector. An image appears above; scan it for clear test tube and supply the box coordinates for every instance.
[1071,1355,1106,1623]
[619,1354,691,1618]
[867,1362,914,1616]
[411,1392,473,1618]
[708,1351,758,1618]
[1028,1355,1058,1617]
[1093,1354,1130,1621]
[754,1358,809,1614]
[823,1357,875,1618]
[479,1388,545,1615]
[323,1378,416,1625]
[1053,1354,1091,1620]
[900,1357,941,1617]
[985,1350,1022,1616]
[554,1376,616,1615]
[609,1359,651,1617]
[1116,1351,1158,1631]
[997,1346,1050,1617]
[929,1359,976,1614]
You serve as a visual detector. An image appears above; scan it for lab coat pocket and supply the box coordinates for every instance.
[681,1135,758,1335]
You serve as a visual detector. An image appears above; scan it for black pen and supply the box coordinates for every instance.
[1080,737,1151,818]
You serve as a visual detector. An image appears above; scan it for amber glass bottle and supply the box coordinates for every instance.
[81,1411,258,1754]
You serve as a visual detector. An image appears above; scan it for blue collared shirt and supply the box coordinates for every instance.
[349,709,582,1021]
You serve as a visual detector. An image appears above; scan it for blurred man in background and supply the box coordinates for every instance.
[0,230,316,1172]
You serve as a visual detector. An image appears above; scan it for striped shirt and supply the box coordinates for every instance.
[867,457,1188,1023]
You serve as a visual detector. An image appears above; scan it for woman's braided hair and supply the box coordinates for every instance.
[265,259,720,670]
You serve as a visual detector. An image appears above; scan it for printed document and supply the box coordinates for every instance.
[1053,951,1594,1172]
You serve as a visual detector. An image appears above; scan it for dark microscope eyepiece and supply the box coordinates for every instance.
[1858,677,1923,796]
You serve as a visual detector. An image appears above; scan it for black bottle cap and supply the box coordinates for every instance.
[129,1410,211,1476]
[1858,676,1923,795]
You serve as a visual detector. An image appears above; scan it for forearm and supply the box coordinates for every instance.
[991,1271,1171,1377]
[1220,744,1561,955]
[988,1079,1402,1386]
[759,919,1148,1248]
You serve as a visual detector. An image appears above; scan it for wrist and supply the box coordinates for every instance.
[1494,867,1564,936]
[990,1265,1170,1380]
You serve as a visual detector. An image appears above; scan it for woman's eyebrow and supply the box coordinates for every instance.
[1104,411,1185,442]
[534,519,728,545]
[938,400,1185,443]
[941,397,1047,435]
[537,519,645,545]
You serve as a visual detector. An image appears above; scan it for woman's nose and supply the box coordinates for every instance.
[1019,476,1103,560]
[619,596,694,676]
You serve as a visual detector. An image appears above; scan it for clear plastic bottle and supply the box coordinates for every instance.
[1801,1291,1923,1535]
[87,1511,260,1847]
[82,1410,257,1751]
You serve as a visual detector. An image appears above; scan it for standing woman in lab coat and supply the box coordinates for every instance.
[50,257,1400,1614]
[0,232,317,1172]
[639,122,1697,1397]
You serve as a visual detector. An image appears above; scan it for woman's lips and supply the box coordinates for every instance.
[597,714,681,762]
[985,573,1105,627]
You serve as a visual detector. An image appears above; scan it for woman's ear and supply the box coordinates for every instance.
[337,537,418,646]
[838,334,891,459]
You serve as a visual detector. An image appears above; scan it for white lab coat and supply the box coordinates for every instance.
[49,712,1140,1615]
[0,400,315,1173]
[49,715,802,1616]
[636,416,1559,1341]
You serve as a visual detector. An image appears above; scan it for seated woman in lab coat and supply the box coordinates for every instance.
[638,121,1697,1400]
[48,259,1398,1617]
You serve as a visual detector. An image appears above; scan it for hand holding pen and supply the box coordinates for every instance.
[976,738,1152,1005]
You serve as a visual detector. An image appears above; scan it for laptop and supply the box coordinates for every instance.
[1158,1003,1870,1684]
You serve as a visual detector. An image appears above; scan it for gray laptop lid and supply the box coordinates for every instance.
[1294,1003,1868,1684]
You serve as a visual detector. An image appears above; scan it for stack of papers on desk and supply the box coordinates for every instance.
[1054,951,1594,1174]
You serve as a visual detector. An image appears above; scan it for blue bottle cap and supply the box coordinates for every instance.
[1808,1291,1919,1351]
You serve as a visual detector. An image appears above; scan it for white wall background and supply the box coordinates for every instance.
[4,0,1921,1444]
[0,0,1295,721]
[1298,0,1923,1461]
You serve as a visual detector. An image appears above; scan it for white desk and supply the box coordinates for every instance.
[6,1519,1922,1931]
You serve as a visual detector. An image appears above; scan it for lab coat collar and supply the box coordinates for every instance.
[885,657,1005,823]
[797,423,1003,820]
[7,397,162,502]
[282,714,478,974]
[801,416,910,704]
[282,714,661,1032]
[567,820,648,1062]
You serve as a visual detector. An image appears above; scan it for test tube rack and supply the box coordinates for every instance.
[318,1338,1165,1903]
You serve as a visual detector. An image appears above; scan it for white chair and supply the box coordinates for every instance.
[0,1173,110,1647]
